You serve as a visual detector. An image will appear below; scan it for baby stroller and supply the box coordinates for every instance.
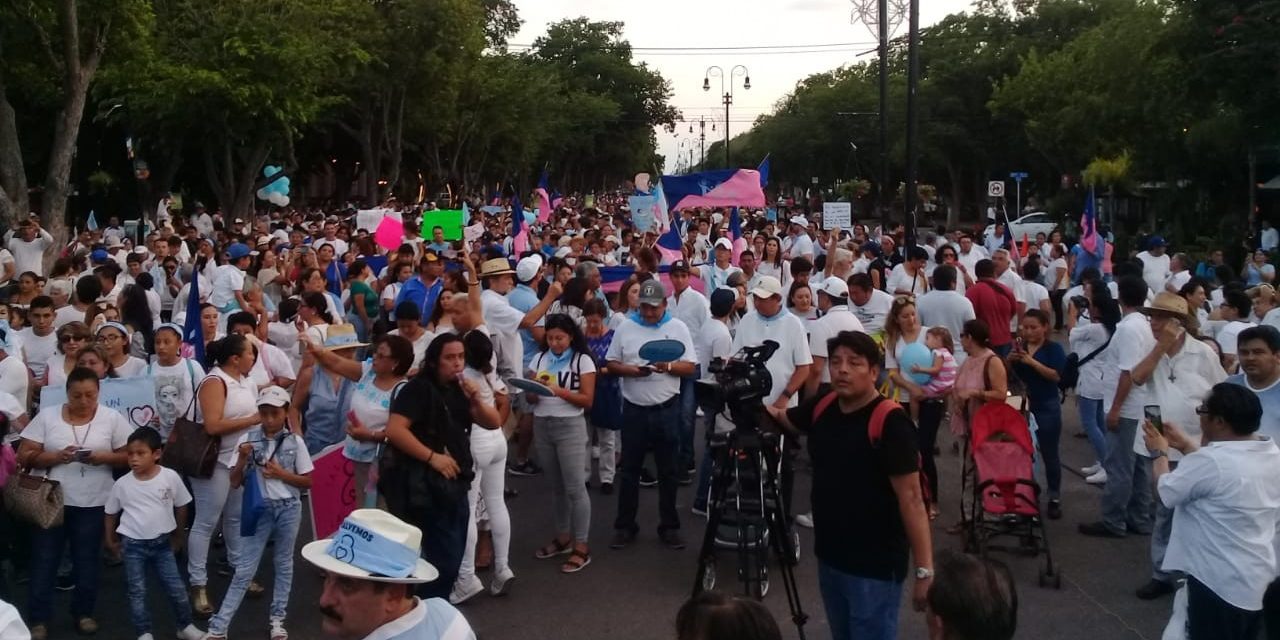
[961,402,1061,588]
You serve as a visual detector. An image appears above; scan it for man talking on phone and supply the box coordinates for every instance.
[1125,292,1225,601]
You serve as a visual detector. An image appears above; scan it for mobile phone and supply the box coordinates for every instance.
[74,448,92,462]
[1144,405,1164,435]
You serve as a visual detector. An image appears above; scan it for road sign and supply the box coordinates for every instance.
[987,181,1005,198]
[1010,171,1029,181]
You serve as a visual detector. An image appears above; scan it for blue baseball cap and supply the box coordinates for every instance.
[227,243,256,261]
[90,249,110,264]
[1148,235,1167,248]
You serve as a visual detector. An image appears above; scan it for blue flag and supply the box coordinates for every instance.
[729,207,742,240]
[183,265,205,364]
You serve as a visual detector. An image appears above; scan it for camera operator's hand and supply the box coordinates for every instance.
[770,394,791,411]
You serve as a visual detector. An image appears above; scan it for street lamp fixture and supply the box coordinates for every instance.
[703,65,751,167]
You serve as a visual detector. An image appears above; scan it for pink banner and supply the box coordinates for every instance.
[374,216,403,252]
[308,444,356,540]
[601,271,707,295]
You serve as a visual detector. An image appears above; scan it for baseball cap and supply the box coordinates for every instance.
[709,288,737,317]
[227,243,256,261]
[1148,235,1167,248]
[90,249,110,264]
[789,215,808,227]
[516,255,543,283]
[257,385,291,408]
[638,279,667,306]
[670,259,691,274]
[750,275,784,299]
[713,237,733,251]
[817,276,849,299]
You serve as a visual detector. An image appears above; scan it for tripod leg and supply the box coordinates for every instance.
[761,441,810,638]
[692,442,732,596]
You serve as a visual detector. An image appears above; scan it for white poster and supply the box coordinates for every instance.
[822,202,852,229]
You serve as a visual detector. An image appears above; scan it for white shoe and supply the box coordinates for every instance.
[268,619,288,640]
[176,626,206,640]
[1086,469,1108,485]
[138,634,155,640]
[794,512,814,529]
[490,567,515,596]
[449,575,485,604]
[1081,463,1102,475]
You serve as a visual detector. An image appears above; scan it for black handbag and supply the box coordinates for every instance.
[165,377,225,478]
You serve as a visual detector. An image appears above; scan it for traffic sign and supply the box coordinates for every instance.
[987,181,1005,198]
[1010,171,1028,181]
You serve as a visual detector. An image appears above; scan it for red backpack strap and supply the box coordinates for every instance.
[868,398,903,445]
[812,391,839,424]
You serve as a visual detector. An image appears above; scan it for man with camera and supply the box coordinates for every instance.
[767,331,933,640]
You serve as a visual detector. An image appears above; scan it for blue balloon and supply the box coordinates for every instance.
[523,211,536,224]
[899,341,935,385]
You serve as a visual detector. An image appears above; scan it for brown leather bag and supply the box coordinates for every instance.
[3,471,64,529]
[165,377,224,478]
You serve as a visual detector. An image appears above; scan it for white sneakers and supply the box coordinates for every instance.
[449,575,485,604]
[1081,463,1102,475]
[175,625,205,640]
[490,567,516,596]
[794,513,814,529]
[138,634,154,640]
[1086,469,1108,484]
[269,619,288,640]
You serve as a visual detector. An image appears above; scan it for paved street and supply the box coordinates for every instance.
[8,395,1176,640]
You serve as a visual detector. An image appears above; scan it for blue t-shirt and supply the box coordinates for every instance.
[1070,244,1101,285]
[1227,374,1280,442]
[1012,341,1066,411]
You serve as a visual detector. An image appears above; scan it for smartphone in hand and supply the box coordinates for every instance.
[1144,405,1164,435]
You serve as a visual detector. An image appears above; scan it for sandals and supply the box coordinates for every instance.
[534,538,572,560]
[561,548,591,574]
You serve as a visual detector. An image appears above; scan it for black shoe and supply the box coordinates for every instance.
[1047,500,1062,520]
[677,470,693,486]
[1135,579,1177,600]
[55,574,74,591]
[508,460,542,477]
[639,469,658,487]
[659,529,686,550]
[600,481,614,495]
[1077,522,1125,538]
[609,530,636,550]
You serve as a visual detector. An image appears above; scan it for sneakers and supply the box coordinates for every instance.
[1081,462,1102,475]
[138,634,155,640]
[609,529,637,550]
[659,530,686,550]
[176,624,206,640]
[1085,469,1108,484]
[638,468,658,487]
[449,575,485,605]
[76,617,98,635]
[676,469,693,486]
[508,459,542,477]
[1047,499,1063,520]
[269,619,289,640]
[490,567,516,596]
[600,481,614,495]
[1135,579,1177,600]
[691,505,708,518]
[794,512,814,529]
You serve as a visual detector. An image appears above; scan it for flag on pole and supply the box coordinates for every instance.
[182,264,205,364]
[661,169,767,211]
[1020,233,1029,260]
[326,259,343,298]
[1079,187,1102,257]
[655,187,684,264]
[534,171,553,224]
[650,181,670,236]
[511,190,529,256]
[86,210,99,231]
[1003,206,1019,266]
[757,155,771,186]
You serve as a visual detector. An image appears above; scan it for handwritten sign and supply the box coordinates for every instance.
[308,444,357,540]
[822,202,852,229]
[356,208,399,232]
[41,375,158,432]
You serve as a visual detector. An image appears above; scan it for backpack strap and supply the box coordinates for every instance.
[811,391,839,424]
[868,398,904,446]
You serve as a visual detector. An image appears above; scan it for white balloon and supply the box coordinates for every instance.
[256,188,270,201]
[274,195,290,207]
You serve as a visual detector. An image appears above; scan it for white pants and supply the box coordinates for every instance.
[187,464,244,586]
[458,427,511,582]
[585,426,617,484]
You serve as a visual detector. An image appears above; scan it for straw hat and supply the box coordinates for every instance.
[323,324,366,351]
[1141,292,1189,319]
[479,258,515,278]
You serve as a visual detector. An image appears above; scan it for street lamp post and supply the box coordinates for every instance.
[689,116,718,169]
[703,65,750,168]
[677,139,693,174]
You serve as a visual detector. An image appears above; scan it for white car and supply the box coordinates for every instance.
[984,212,1058,244]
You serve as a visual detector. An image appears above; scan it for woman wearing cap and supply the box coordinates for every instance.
[94,321,147,377]
[148,322,207,440]
[46,321,92,388]
[294,324,362,454]
[187,334,263,617]
[18,367,133,638]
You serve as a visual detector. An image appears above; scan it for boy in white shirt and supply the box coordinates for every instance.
[104,428,205,640]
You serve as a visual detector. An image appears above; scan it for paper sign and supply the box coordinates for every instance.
[420,210,465,241]
[41,375,158,431]
[822,202,852,229]
[308,444,357,540]
[629,195,658,232]
[357,208,399,232]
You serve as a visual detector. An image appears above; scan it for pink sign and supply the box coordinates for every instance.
[374,216,403,252]
[308,444,357,540]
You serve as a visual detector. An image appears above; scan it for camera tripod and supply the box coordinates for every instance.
[691,406,809,638]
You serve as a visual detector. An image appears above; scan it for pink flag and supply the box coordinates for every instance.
[374,216,403,251]
[671,169,766,210]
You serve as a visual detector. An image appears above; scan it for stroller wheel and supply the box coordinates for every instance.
[701,559,717,592]
[755,565,770,599]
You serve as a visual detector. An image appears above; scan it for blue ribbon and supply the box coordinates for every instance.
[543,348,575,371]
[325,519,420,579]
[627,310,672,328]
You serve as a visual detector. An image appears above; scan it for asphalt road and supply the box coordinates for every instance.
[7,394,1175,640]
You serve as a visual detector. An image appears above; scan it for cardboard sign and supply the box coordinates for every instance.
[308,444,357,540]
[41,375,158,432]
[822,202,852,229]
[420,210,465,241]
[357,208,399,232]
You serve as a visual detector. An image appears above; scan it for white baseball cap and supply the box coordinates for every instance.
[788,216,808,227]
[750,275,784,299]
[713,237,733,251]
[516,255,542,282]
[257,385,291,408]
[817,276,849,299]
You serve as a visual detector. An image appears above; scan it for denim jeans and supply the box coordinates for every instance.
[1077,396,1109,465]
[1031,404,1063,499]
[123,534,193,636]
[188,465,244,586]
[408,494,470,600]
[1187,576,1262,640]
[678,366,700,472]
[1101,417,1153,535]
[1151,461,1182,584]
[208,497,302,634]
[534,415,591,543]
[818,560,903,640]
[615,399,681,534]
[28,505,104,625]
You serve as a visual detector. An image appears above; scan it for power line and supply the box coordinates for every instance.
[505,40,879,51]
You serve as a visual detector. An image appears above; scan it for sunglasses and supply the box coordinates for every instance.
[59,335,88,343]
[1195,405,1210,416]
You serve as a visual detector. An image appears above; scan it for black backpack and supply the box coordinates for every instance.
[1059,332,1111,393]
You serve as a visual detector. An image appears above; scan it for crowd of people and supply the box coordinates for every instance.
[0,194,1276,640]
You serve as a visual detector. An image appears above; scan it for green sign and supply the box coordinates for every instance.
[420,209,465,241]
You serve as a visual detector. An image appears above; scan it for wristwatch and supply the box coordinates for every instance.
[1150,449,1169,460]
[915,567,933,580]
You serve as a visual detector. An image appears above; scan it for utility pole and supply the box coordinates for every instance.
[878,0,890,234]
[903,0,920,247]
[704,66,750,168]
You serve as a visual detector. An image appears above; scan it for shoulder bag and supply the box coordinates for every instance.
[4,466,64,529]
[165,376,226,478]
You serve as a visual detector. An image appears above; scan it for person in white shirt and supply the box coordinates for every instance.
[805,276,865,397]
[916,266,976,365]
[955,234,987,285]
[1216,290,1256,374]
[0,325,29,408]
[886,247,930,296]
[848,273,894,334]
[1135,236,1171,291]
[6,220,53,277]
[667,260,709,338]
[732,275,813,412]
[477,257,559,382]
[1142,383,1280,639]
[0,246,15,293]
[210,243,255,332]
[19,296,58,386]
[1018,260,1052,317]
[1165,253,1192,295]
[784,216,815,262]
[698,238,742,292]
[1262,219,1279,253]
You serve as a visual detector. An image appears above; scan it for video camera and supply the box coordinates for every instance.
[695,340,779,433]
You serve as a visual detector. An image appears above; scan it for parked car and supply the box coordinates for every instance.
[984,212,1058,244]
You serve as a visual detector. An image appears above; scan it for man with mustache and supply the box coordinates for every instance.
[302,510,475,640]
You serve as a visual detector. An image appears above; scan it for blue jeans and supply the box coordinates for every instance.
[123,534,193,636]
[1151,462,1182,584]
[818,561,903,640]
[28,505,103,624]
[409,493,470,600]
[209,497,302,634]
[616,399,681,533]
[678,366,700,473]
[1077,396,1109,464]
[1101,417,1153,534]
[1030,404,1063,499]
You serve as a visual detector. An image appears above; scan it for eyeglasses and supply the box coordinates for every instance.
[1195,405,1210,416]
[895,295,916,304]
[96,334,122,343]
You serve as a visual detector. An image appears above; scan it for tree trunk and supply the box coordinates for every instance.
[946,160,962,229]
[0,90,28,227]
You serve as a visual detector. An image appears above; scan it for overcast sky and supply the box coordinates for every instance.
[511,0,975,175]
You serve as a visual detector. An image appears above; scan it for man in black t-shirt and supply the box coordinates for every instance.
[768,330,934,640]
